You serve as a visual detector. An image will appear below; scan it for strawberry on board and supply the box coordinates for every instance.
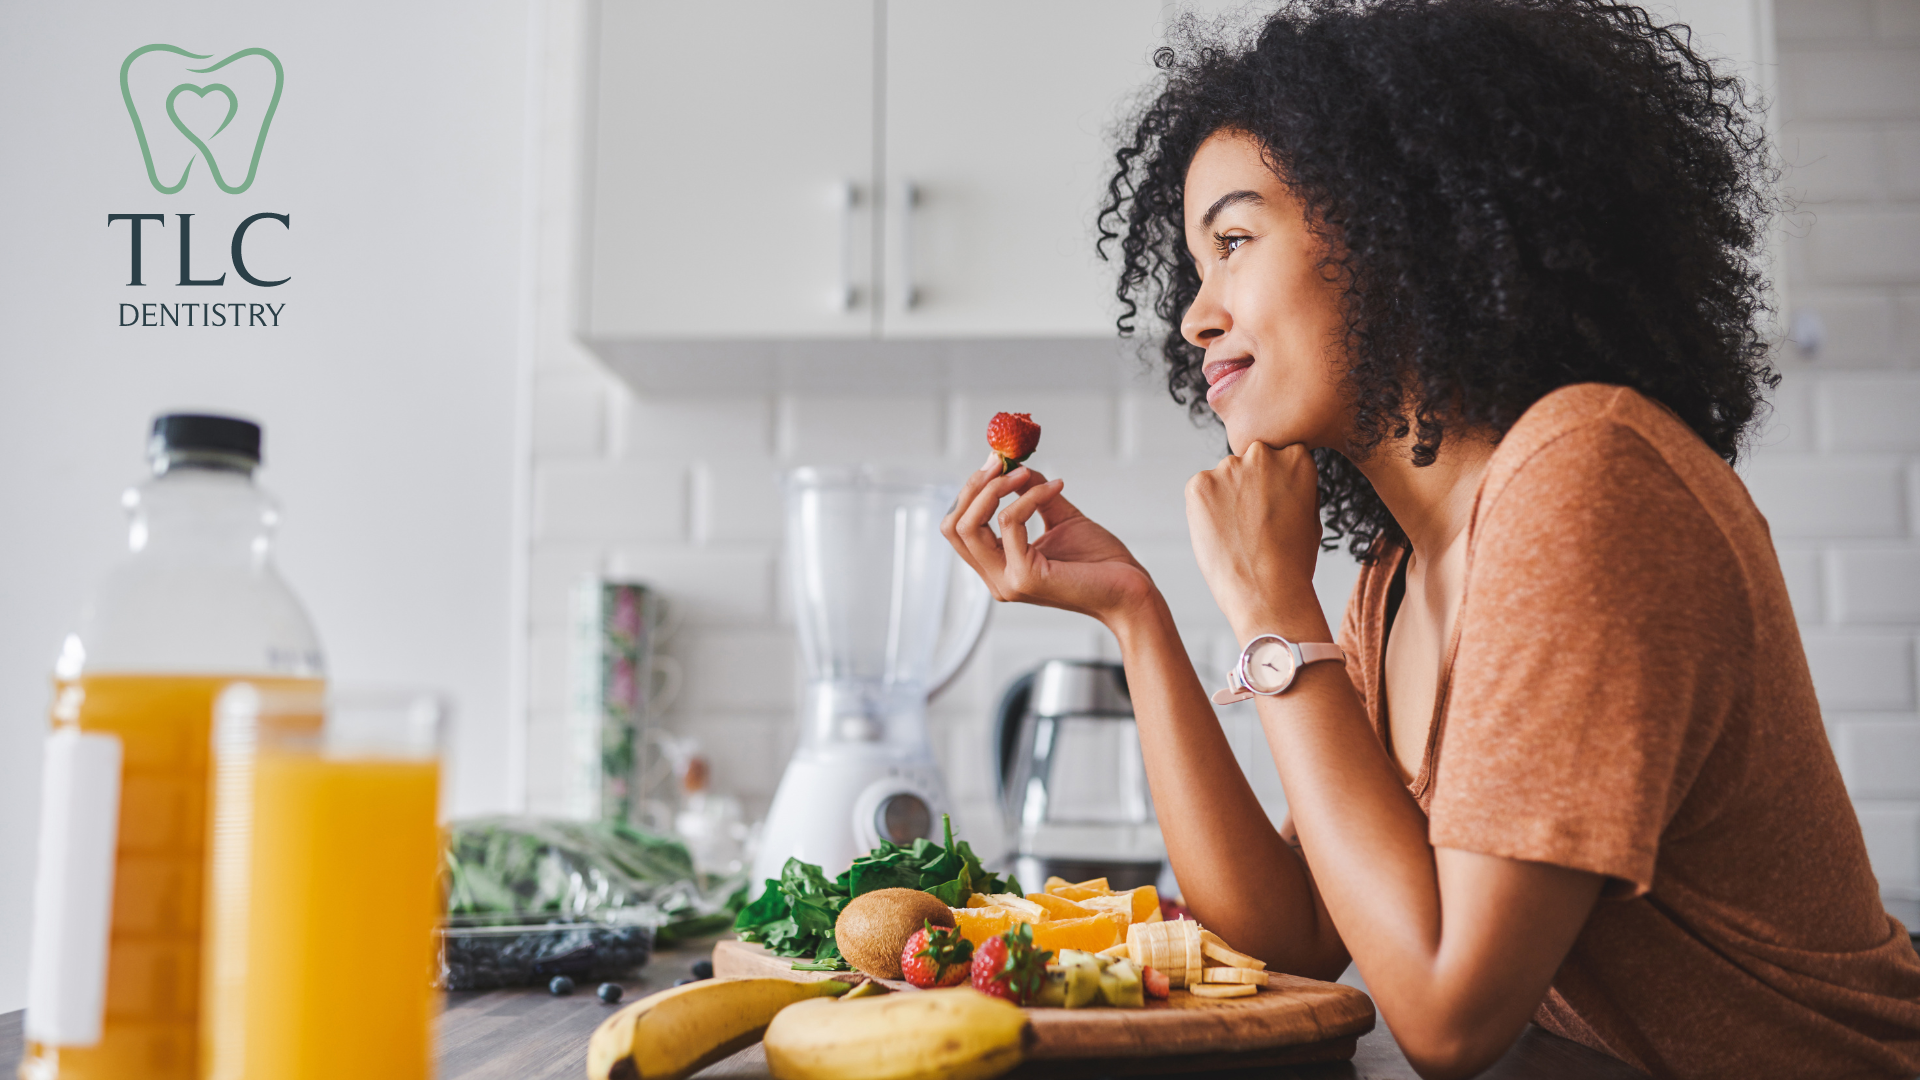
[900,921,974,989]
[971,921,1052,1004]
[986,412,1041,475]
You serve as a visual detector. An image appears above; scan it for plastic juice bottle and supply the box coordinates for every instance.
[20,414,325,1080]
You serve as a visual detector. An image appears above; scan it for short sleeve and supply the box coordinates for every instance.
[1428,422,1749,897]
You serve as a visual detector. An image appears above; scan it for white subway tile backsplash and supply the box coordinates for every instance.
[536,461,687,541]
[1804,633,1917,709]
[1857,804,1920,886]
[1837,718,1920,797]
[1832,548,1920,622]
[531,374,607,458]
[1806,209,1920,284]
[1878,0,1920,38]
[528,542,605,628]
[1782,49,1920,123]
[528,626,571,714]
[1777,0,1876,38]
[605,545,777,627]
[694,459,786,543]
[1778,546,1826,622]
[675,628,798,711]
[1744,458,1908,537]
[1896,294,1920,365]
[1793,292,1895,366]
[1889,129,1920,196]
[619,395,774,459]
[1048,460,1202,542]
[1781,128,1884,201]
[1121,391,1229,467]
[1819,377,1920,450]
[781,395,945,461]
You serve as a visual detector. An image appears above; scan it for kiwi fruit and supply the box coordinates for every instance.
[833,888,956,979]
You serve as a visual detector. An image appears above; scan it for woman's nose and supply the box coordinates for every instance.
[1180,271,1230,349]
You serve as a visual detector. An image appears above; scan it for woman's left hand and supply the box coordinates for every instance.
[1185,441,1327,637]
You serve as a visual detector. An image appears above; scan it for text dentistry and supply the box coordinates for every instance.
[120,302,286,327]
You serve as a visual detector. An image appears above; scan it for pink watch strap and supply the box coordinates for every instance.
[1299,642,1345,666]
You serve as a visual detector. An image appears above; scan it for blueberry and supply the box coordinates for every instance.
[691,959,714,980]
[673,977,696,986]
[548,976,575,996]
[597,982,623,1004]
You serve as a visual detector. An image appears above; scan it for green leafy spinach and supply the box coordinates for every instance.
[734,815,1021,969]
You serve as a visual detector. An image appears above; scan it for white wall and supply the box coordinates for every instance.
[0,1,536,1010]
[1764,0,1920,923]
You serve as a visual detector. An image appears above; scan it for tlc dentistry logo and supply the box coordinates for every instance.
[110,44,291,330]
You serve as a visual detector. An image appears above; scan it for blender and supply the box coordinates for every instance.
[750,467,991,891]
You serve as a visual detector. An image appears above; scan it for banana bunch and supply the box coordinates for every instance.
[586,977,850,1080]
[764,986,1031,1080]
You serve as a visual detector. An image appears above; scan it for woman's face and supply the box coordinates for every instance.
[1181,130,1351,455]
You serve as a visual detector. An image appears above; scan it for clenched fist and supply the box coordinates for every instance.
[1185,442,1329,640]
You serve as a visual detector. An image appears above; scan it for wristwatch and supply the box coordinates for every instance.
[1210,634,1346,704]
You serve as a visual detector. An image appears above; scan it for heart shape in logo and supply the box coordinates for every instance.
[167,83,239,145]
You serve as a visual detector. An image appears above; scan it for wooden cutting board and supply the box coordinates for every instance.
[712,938,1375,1074]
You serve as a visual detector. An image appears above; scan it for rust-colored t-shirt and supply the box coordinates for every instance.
[1337,384,1920,1079]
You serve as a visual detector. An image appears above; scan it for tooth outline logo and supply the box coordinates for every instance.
[120,44,284,195]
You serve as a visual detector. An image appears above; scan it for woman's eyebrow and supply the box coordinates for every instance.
[1201,189,1264,228]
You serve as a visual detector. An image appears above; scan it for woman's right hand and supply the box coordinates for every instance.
[941,460,1160,625]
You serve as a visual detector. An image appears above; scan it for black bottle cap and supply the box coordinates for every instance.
[149,413,263,467]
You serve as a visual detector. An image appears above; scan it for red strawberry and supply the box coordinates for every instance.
[985,412,1042,474]
[900,921,973,989]
[1143,965,1171,1000]
[970,921,1052,1004]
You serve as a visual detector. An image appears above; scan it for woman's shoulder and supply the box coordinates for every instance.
[1477,383,1746,534]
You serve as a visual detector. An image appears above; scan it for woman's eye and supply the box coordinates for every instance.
[1214,233,1250,257]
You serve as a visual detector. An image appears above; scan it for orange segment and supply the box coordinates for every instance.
[1026,892,1096,920]
[965,893,994,908]
[1070,877,1111,892]
[1050,884,1107,902]
[1030,912,1127,954]
[949,905,1017,947]
[1129,885,1160,924]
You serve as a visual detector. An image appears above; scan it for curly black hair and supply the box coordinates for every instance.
[1098,0,1779,558]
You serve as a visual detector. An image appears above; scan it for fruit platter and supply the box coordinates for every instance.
[587,819,1373,1079]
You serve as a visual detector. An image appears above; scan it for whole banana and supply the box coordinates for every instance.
[586,977,851,1080]
[763,987,1031,1080]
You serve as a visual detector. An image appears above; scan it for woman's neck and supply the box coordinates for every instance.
[1355,431,1496,565]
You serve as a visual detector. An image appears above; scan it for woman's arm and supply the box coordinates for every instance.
[1185,441,1603,1080]
[940,462,1344,974]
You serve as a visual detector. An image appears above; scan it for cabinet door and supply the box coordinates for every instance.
[588,0,876,339]
[882,0,1164,338]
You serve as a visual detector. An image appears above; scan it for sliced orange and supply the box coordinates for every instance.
[1030,912,1127,954]
[1025,892,1096,920]
[1070,877,1111,892]
[949,905,1017,947]
[1050,884,1107,902]
[1043,875,1073,893]
[1128,885,1160,924]
[965,893,994,909]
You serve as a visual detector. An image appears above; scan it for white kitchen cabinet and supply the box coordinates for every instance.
[584,0,1163,349]
[588,0,877,339]
[880,1,1164,338]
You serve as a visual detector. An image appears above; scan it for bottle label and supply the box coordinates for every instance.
[25,729,124,1047]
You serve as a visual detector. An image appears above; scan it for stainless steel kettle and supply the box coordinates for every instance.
[993,660,1165,891]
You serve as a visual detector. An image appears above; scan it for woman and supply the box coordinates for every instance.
[941,1,1920,1077]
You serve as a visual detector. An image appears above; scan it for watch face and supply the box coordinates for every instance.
[1246,640,1296,694]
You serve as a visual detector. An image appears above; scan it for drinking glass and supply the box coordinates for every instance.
[200,685,446,1080]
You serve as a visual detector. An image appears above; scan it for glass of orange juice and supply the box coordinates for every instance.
[199,685,445,1080]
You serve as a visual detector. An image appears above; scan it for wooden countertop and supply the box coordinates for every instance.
[0,939,1648,1079]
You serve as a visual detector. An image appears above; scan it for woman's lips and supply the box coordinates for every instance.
[1204,357,1253,405]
